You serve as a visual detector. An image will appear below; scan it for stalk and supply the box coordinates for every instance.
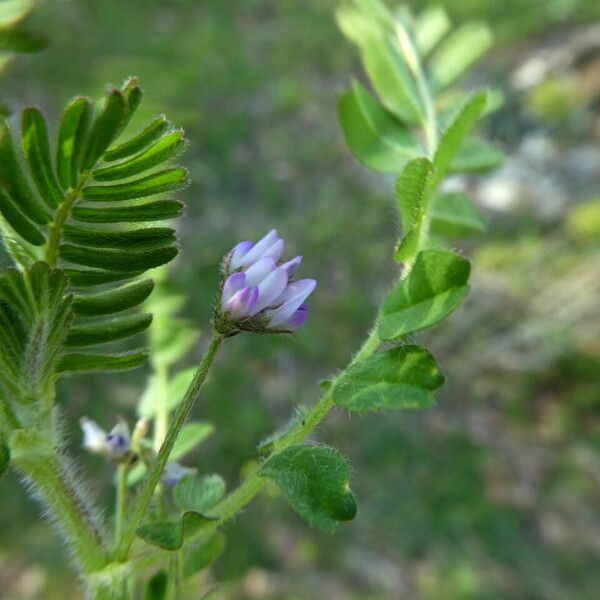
[114,333,223,560]
[10,429,108,573]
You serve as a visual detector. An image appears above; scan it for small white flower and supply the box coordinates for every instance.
[80,417,107,454]
[80,417,131,461]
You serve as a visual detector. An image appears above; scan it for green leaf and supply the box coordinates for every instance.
[379,249,471,340]
[338,80,421,173]
[65,313,152,346]
[144,571,168,600]
[260,445,357,532]
[137,367,195,418]
[429,22,493,91]
[104,116,170,162]
[414,5,450,55]
[361,33,423,124]
[0,0,34,27]
[335,5,380,48]
[136,512,216,551]
[165,367,196,411]
[0,214,39,266]
[430,91,487,189]
[353,0,395,28]
[150,320,199,367]
[81,168,188,201]
[72,279,154,316]
[0,187,45,245]
[93,130,187,181]
[0,120,50,225]
[55,97,93,189]
[0,439,10,479]
[450,139,503,173]
[395,158,433,262]
[0,27,45,52]
[81,88,127,170]
[58,350,148,373]
[174,474,225,513]
[71,200,183,223]
[60,243,178,272]
[184,533,226,578]
[430,193,486,238]
[64,268,142,287]
[170,422,214,462]
[62,225,176,250]
[21,108,63,208]
[332,345,445,412]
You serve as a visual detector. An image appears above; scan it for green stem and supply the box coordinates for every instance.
[184,326,383,547]
[153,363,169,451]
[10,431,108,572]
[115,333,224,561]
[114,463,128,546]
[99,325,402,572]
[182,265,426,550]
[45,174,90,267]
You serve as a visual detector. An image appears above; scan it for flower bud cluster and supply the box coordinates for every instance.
[215,229,316,335]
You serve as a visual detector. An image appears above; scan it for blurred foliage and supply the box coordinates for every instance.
[0,1,599,599]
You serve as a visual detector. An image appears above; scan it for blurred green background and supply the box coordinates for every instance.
[1,0,599,598]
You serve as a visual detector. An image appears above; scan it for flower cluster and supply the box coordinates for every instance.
[216,229,316,335]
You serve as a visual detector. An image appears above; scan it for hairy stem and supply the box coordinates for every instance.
[181,326,383,548]
[115,333,224,560]
[10,429,108,572]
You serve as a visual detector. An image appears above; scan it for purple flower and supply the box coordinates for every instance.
[218,230,316,333]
